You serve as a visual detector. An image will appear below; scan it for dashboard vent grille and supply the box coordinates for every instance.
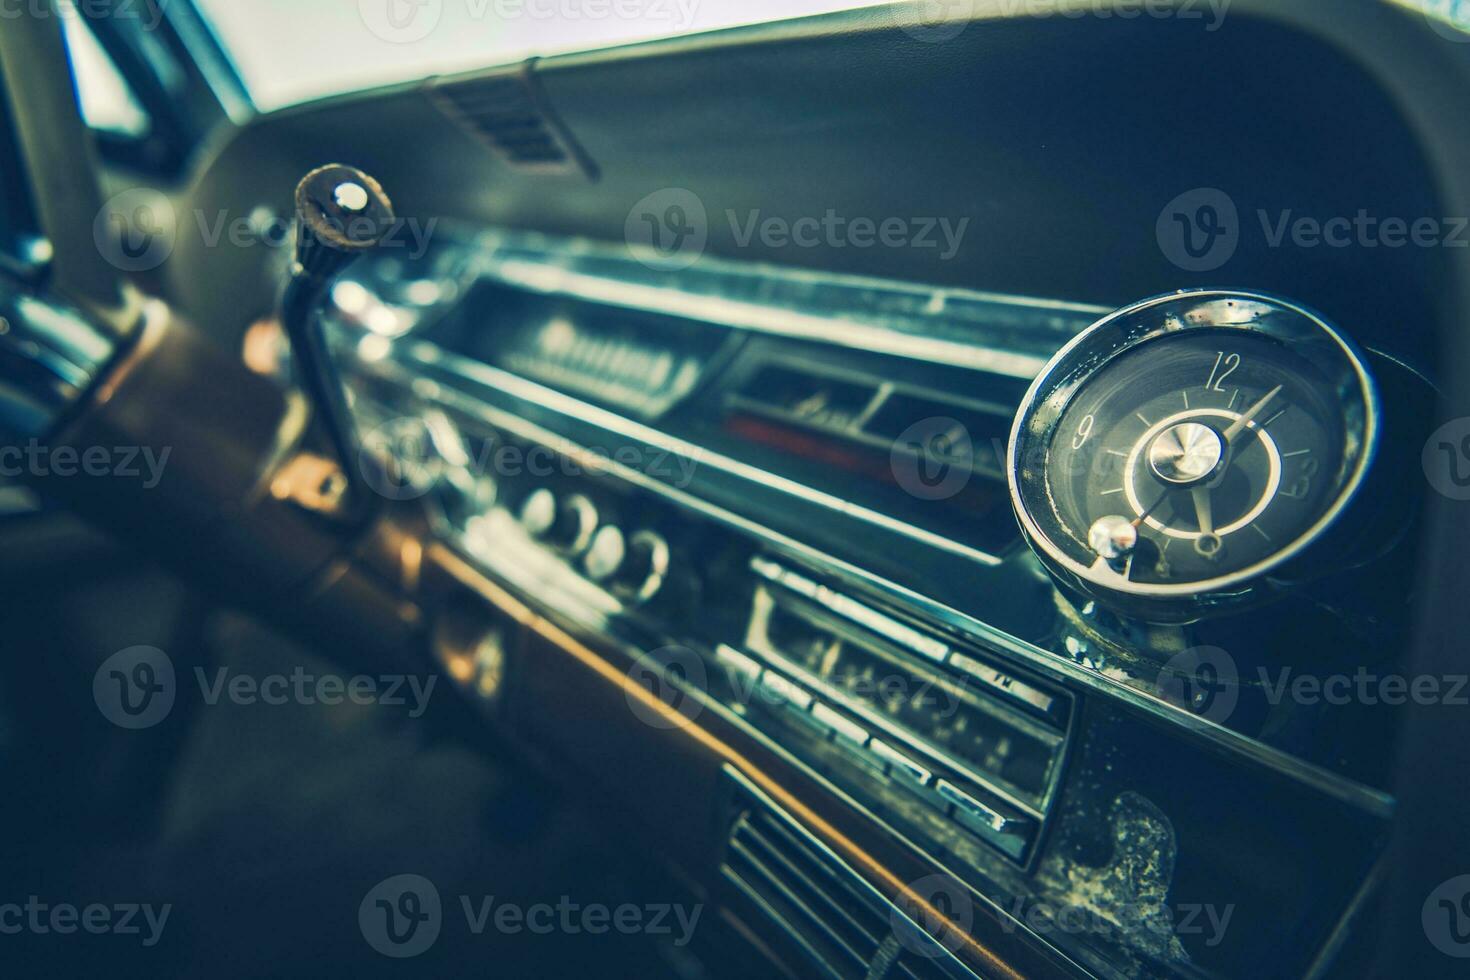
[428,66,597,179]
[724,808,887,979]
[720,767,983,980]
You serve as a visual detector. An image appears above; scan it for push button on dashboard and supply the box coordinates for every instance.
[811,702,869,749]
[868,738,932,786]
[936,779,1027,837]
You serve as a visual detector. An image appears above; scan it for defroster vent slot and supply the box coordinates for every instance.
[428,64,598,179]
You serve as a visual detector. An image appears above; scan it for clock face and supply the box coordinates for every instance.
[1009,293,1376,614]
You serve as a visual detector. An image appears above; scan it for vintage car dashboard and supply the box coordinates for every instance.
[301,223,1430,980]
[97,2,1463,976]
[0,0,1465,973]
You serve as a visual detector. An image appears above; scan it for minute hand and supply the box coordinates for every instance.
[1221,384,1283,445]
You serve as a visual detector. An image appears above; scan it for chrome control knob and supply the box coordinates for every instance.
[519,489,598,553]
[518,488,558,537]
[582,525,627,584]
[588,528,669,603]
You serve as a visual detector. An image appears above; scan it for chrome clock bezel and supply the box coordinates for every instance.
[1006,289,1379,617]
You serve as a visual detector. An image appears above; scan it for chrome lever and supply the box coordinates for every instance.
[279,163,396,523]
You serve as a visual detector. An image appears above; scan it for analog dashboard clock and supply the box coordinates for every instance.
[1007,290,1379,622]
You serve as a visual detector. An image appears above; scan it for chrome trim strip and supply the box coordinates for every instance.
[1303,855,1386,980]
[396,340,1009,567]
[487,258,1055,378]
[469,229,1109,378]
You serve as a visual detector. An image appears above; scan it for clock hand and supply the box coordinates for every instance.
[1221,384,1283,445]
[1132,488,1172,527]
[1191,485,1214,535]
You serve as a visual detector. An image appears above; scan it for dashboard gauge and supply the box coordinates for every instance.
[1008,291,1377,620]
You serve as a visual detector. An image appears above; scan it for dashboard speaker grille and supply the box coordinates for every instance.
[427,65,598,179]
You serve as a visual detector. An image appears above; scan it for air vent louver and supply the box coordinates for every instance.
[428,66,597,179]
[721,768,983,980]
[725,809,887,979]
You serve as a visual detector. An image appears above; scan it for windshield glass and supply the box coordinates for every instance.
[195,0,895,112]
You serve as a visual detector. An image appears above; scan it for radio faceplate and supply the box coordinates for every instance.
[720,560,1071,865]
